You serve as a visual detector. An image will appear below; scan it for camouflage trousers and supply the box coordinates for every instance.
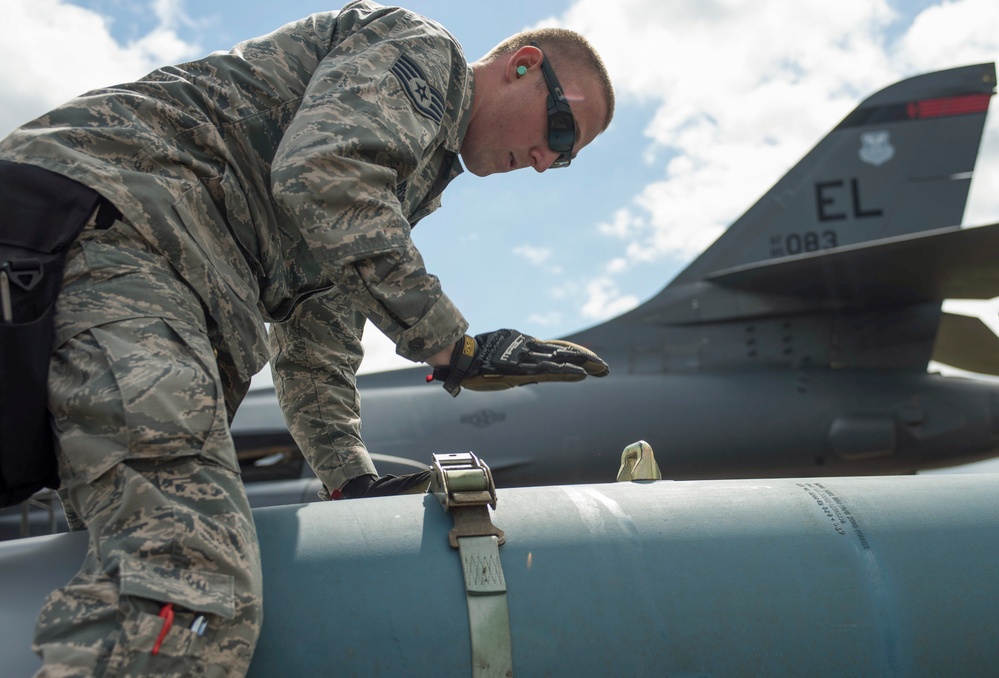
[33,216,263,677]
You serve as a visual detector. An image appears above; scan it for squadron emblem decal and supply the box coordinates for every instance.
[390,54,445,124]
[460,409,506,428]
[858,131,895,166]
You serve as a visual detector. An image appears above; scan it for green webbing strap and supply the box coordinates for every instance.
[431,453,513,678]
[458,535,512,676]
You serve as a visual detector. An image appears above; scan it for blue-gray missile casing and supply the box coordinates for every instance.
[2,475,998,676]
[249,474,998,676]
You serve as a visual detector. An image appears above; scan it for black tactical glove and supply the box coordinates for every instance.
[332,471,432,500]
[430,329,610,397]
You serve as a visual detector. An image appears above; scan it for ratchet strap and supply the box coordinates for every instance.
[431,452,512,678]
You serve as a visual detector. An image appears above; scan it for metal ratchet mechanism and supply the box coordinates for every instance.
[431,452,512,678]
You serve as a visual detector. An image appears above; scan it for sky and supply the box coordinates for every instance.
[3,0,999,376]
[3,0,999,377]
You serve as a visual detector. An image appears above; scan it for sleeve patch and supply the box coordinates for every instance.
[390,54,445,124]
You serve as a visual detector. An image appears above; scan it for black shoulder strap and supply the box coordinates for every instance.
[0,160,111,506]
[0,159,103,253]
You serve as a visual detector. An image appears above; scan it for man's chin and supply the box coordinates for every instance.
[458,153,500,178]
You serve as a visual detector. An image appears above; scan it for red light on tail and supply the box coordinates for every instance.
[907,93,991,119]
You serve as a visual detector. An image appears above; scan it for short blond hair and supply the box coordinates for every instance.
[483,28,615,132]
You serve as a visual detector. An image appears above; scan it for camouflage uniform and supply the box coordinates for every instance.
[0,1,473,674]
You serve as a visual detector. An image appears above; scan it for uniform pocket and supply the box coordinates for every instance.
[103,555,235,673]
[120,556,236,621]
[57,316,238,484]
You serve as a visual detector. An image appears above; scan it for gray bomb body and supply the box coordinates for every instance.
[2,474,997,676]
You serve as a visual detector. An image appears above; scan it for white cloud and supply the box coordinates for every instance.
[580,277,639,320]
[605,257,629,275]
[597,207,645,240]
[895,0,999,70]
[0,0,201,136]
[556,0,999,316]
[526,311,564,327]
[513,244,553,266]
[563,0,897,265]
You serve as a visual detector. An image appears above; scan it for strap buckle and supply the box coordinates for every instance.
[432,452,504,548]
[1,259,44,292]
[431,452,512,677]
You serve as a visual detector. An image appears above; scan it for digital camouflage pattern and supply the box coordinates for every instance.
[0,0,478,673]
[37,219,261,676]
[35,458,261,678]
[0,0,472,492]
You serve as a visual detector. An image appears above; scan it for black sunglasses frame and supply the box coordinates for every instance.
[531,42,576,168]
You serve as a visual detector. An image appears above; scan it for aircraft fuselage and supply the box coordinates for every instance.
[357,366,999,485]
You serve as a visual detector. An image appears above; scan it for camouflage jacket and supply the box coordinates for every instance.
[0,2,471,478]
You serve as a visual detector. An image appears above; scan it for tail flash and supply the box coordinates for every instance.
[673,62,996,285]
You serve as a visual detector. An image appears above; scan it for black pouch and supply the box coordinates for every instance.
[0,160,113,507]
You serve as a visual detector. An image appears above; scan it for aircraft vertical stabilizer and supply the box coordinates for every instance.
[568,63,997,377]
[673,62,995,285]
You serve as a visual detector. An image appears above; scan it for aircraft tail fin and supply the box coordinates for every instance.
[567,64,997,375]
[671,62,996,287]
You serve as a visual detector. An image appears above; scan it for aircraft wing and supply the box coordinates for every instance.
[932,312,999,376]
[705,221,999,304]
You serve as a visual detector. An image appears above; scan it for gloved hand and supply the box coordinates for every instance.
[429,329,609,397]
[332,470,432,500]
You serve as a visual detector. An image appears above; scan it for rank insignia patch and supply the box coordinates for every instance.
[391,54,445,124]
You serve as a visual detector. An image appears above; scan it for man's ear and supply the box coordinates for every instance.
[505,44,544,81]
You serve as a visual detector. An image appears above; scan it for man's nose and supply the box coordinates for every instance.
[532,146,559,173]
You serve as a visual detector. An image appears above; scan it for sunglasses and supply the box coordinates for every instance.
[531,42,576,168]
